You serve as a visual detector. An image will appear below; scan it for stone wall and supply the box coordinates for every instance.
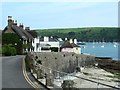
[25,52,95,75]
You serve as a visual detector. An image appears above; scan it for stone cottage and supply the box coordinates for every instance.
[61,40,81,54]
[2,16,37,53]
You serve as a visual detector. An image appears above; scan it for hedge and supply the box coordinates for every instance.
[2,44,17,56]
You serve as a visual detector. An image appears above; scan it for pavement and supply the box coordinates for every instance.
[2,55,35,89]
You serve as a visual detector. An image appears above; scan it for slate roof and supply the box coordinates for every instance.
[61,40,73,48]
[39,37,59,42]
[3,25,33,40]
[71,43,80,47]
[61,40,80,48]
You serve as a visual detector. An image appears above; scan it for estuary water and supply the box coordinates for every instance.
[80,42,119,60]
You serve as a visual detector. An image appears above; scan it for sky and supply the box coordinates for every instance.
[1,0,119,30]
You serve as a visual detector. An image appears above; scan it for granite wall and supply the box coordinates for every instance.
[25,52,95,75]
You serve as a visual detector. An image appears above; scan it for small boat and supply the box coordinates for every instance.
[101,45,104,48]
[113,42,118,48]
[83,46,86,48]
[113,44,117,48]
[77,42,86,45]
[92,45,95,48]
[101,39,105,48]
[92,40,95,48]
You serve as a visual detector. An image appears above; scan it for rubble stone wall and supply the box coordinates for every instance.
[25,52,95,74]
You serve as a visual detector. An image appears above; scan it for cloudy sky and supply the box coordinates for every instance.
[1,0,119,30]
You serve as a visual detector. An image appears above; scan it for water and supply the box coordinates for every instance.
[80,42,119,60]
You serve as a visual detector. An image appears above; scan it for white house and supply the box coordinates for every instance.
[61,39,81,54]
[32,36,61,52]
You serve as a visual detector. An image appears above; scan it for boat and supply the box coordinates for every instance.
[83,46,86,48]
[101,45,104,48]
[113,44,117,48]
[92,40,95,48]
[77,42,86,45]
[101,39,105,48]
[113,42,118,48]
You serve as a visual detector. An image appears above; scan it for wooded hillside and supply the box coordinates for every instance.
[34,27,119,42]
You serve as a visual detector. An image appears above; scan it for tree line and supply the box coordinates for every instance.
[34,27,119,42]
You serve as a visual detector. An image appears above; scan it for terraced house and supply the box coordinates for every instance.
[2,16,37,54]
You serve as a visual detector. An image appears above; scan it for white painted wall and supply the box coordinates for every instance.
[61,48,74,52]
[73,47,81,54]
[40,42,60,48]
[32,37,60,52]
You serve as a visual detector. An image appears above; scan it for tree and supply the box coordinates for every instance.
[2,33,23,54]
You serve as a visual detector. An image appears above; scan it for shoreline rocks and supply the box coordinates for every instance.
[95,57,120,73]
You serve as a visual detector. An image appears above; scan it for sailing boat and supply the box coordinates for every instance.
[113,44,117,48]
[113,42,118,48]
[101,39,105,48]
[92,40,95,48]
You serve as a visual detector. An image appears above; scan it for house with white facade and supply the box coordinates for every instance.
[61,39,81,54]
[32,36,62,52]
[32,36,81,54]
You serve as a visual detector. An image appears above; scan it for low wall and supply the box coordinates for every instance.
[26,52,95,74]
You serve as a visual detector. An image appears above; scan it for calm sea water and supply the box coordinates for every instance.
[80,42,119,60]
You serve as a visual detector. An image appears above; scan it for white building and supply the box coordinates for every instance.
[61,39,81,54]
[32,36,81,54]
[32,36,61,52]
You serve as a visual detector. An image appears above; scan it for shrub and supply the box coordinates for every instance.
[2,44,17,56]
[11,47,17,55]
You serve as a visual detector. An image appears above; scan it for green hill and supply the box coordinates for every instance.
[33,27,119,42]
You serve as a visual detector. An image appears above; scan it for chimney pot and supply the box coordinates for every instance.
[8,16,12,20]
[25,27,30,30]
[8,16,13,26]
[15,20,17,23]
[19,23,24,29]
[14,20,17,25]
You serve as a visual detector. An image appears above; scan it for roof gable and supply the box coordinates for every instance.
[3,25,33,40]
[61,40,73,48]
[61,40,80,48]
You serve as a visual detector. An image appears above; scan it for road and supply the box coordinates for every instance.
[2,55,35,89]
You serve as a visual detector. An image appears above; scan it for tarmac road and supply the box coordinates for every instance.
[2,55,35,89]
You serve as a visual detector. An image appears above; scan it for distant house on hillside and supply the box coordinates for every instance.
[61,39,81,54]
[2,16,37,53]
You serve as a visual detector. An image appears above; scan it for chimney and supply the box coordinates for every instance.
[69,39,73,43]
[8,16,13,26]
[8,16,12,20]
[44,36,49,42]
[19,23,24,29]
[25,27,30,30]
[13,20,17,25]
[74,39,77,44]
[65,38,67,40]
